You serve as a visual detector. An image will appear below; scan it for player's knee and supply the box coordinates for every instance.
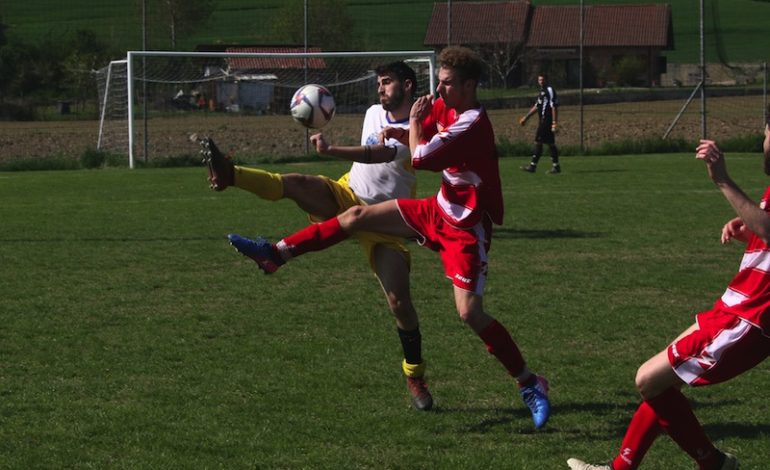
[383,290,401,312]
[391,298,416,321]
[635,365,663,400]
[281,173,310,197]
[282,172,307,186]
[338,205,366,230]
[634,367,649,396]
[456,308,475,325]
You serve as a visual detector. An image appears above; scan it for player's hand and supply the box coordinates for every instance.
[695,139,728,183]
[551,123,558,133]
[309,133,329,154]
[380,126,408,145]
[410,94,433,122]
[518,116,527,126]
[721,217,750,244]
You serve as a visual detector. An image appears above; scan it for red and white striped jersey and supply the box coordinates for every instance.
[716,185,770,335]
[412,98,503,228]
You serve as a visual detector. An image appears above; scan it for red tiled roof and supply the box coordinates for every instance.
[424,1,531,46]
[224,47,326,70]
[527,4,672,48]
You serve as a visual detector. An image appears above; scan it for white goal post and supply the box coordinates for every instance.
[97,50,436,168]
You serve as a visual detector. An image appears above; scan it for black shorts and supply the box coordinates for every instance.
[535,119,555,144]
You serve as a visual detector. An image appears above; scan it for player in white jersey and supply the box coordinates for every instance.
[201,61,434,411]
[323,100,416,205]
[566,128,770,470]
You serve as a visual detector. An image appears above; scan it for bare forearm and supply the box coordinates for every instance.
[717,179,770,243]
[324,144,396,163]
[409,116,423,156]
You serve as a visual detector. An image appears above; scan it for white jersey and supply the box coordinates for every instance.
[347,104,415,205]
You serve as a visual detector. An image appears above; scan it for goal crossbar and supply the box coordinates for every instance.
[124,50,436,168]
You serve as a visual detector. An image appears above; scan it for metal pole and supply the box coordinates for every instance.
[700,0,706,139]
[127,52,135,169]
[447,0,451,46]
[579,0,584,153]
[304,0,309,154]
[762,62,770,129]
[663,81,703,139]
[142,0,148,163]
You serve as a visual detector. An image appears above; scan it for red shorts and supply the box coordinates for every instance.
[396,196,491,294]
[667,307,770,386]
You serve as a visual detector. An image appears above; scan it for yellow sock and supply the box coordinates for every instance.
[234,166,284,200]
[402,359,426,378]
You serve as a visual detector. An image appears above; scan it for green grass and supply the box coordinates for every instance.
[2,155,770,468]
[4,0,770,63]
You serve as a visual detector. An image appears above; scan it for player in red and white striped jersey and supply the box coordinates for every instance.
[567,130,770,470]
[229,46,551,429]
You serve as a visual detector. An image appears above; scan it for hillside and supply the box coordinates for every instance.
[3,0,770,64]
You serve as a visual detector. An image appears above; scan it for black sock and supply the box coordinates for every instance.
[397,327,422,365]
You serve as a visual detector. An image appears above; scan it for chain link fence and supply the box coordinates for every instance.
[2,0,768,162]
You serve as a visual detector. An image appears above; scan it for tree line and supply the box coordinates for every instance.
[0,0,217,120]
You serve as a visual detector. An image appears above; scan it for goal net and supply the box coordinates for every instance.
[96,50,436,168]
[95,59,128,156]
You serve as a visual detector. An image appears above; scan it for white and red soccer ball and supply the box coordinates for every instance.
[290,84,336,129]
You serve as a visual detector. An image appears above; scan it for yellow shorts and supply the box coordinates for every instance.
[310,172,411,271]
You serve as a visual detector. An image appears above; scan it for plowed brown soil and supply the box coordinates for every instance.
[0,95,761,164]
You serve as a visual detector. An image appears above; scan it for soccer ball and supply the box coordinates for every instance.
[290,84,336,129]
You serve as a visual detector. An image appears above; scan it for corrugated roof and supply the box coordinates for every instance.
[527,4,672,48]
[224,46,326,70]
[424,1,531,46]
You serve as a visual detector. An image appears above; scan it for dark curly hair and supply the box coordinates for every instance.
[375,61,418,96]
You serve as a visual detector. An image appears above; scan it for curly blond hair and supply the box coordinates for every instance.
[437,46,484,83]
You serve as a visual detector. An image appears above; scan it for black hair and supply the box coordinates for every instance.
[375,61,418,94]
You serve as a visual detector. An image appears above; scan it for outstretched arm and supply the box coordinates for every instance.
[310,133,397,164]
[696,138,770,244]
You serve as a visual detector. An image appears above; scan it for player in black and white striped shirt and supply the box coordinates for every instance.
[519,73,561,174]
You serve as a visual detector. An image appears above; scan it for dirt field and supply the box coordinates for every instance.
[0,95,763,164]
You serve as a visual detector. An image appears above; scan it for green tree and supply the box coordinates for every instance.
[148,0,216,49]
[0,21,7,48]
[0,38,64,100]
[271,0,356,50]
[62,30,116,109]
[613,55,647,87]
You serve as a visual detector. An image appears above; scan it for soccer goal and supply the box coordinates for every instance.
[96,50,436,168]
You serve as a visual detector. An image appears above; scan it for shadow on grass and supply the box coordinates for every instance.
[568,168,630,174]
[704,421,770,439]
[494,228,604,239]
[436,392,770,440]
[0,236,225,243]
[434,398,638,436]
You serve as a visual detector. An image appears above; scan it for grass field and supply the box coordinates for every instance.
[2,154,770,468]
[4,0,770,63]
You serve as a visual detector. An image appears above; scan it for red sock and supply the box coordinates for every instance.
[646,388,720,469]
[280,217,349,258]
[477,320,526,377]
[612,401,661,470]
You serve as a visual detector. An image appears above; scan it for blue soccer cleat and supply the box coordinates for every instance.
[228,233,283,274]
[520,375,551,429]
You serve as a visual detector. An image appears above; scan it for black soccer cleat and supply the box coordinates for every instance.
[191,134,234,191]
